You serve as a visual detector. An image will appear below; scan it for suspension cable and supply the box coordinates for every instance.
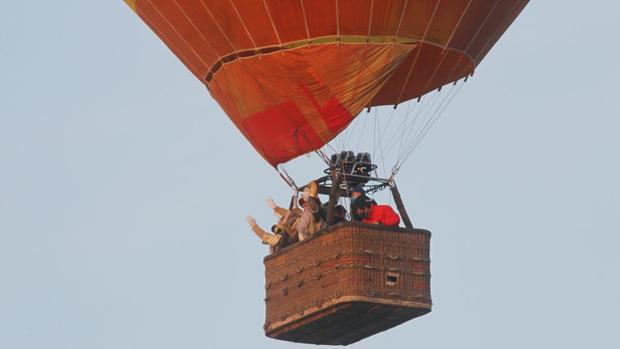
[277,165,299,191]
[315,150,331,167]
[390,81,464,178]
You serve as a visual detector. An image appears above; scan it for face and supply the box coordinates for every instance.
[351,192,363,199]
[354,207,369,219]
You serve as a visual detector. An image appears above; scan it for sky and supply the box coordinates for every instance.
[1,1,619,348]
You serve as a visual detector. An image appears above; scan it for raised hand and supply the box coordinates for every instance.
[266,198,277,209]
[246,216,257,227]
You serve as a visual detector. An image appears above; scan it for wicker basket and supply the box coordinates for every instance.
[263,222,431,345]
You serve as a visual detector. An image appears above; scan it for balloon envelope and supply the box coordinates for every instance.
[125,0,529,166]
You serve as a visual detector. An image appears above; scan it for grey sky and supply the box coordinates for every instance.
[1,1,619,348]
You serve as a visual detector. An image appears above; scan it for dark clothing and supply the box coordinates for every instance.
[351,194,376,208]
[333,216,346,224]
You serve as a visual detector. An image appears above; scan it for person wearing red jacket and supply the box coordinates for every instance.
[351,200,400,227]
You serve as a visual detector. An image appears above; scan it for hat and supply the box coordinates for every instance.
[352,185,365,194]
[271,224,285,234]
[303,181,319,198]
[310,181,319,197]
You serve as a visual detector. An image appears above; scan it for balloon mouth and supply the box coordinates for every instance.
[203,35,475,86]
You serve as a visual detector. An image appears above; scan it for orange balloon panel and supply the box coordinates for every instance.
[125,0,529,166]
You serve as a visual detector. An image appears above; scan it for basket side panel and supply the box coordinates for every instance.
[264,223,431,334]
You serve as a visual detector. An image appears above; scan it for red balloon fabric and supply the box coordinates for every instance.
[125,0,529,166]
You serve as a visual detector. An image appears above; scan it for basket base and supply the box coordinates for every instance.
[266,300,431,346]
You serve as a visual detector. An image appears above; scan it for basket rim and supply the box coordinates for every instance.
[264,221,431,261]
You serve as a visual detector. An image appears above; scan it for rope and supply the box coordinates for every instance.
[391,82,464,177]
[375,107,388,178]
[277,165,298,191]
[355,110,370,151]
[315,150,331,167]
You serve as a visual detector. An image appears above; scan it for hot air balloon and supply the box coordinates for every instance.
[124,0,529,345]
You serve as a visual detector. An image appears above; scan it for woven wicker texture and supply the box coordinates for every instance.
[264,222,431,345]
